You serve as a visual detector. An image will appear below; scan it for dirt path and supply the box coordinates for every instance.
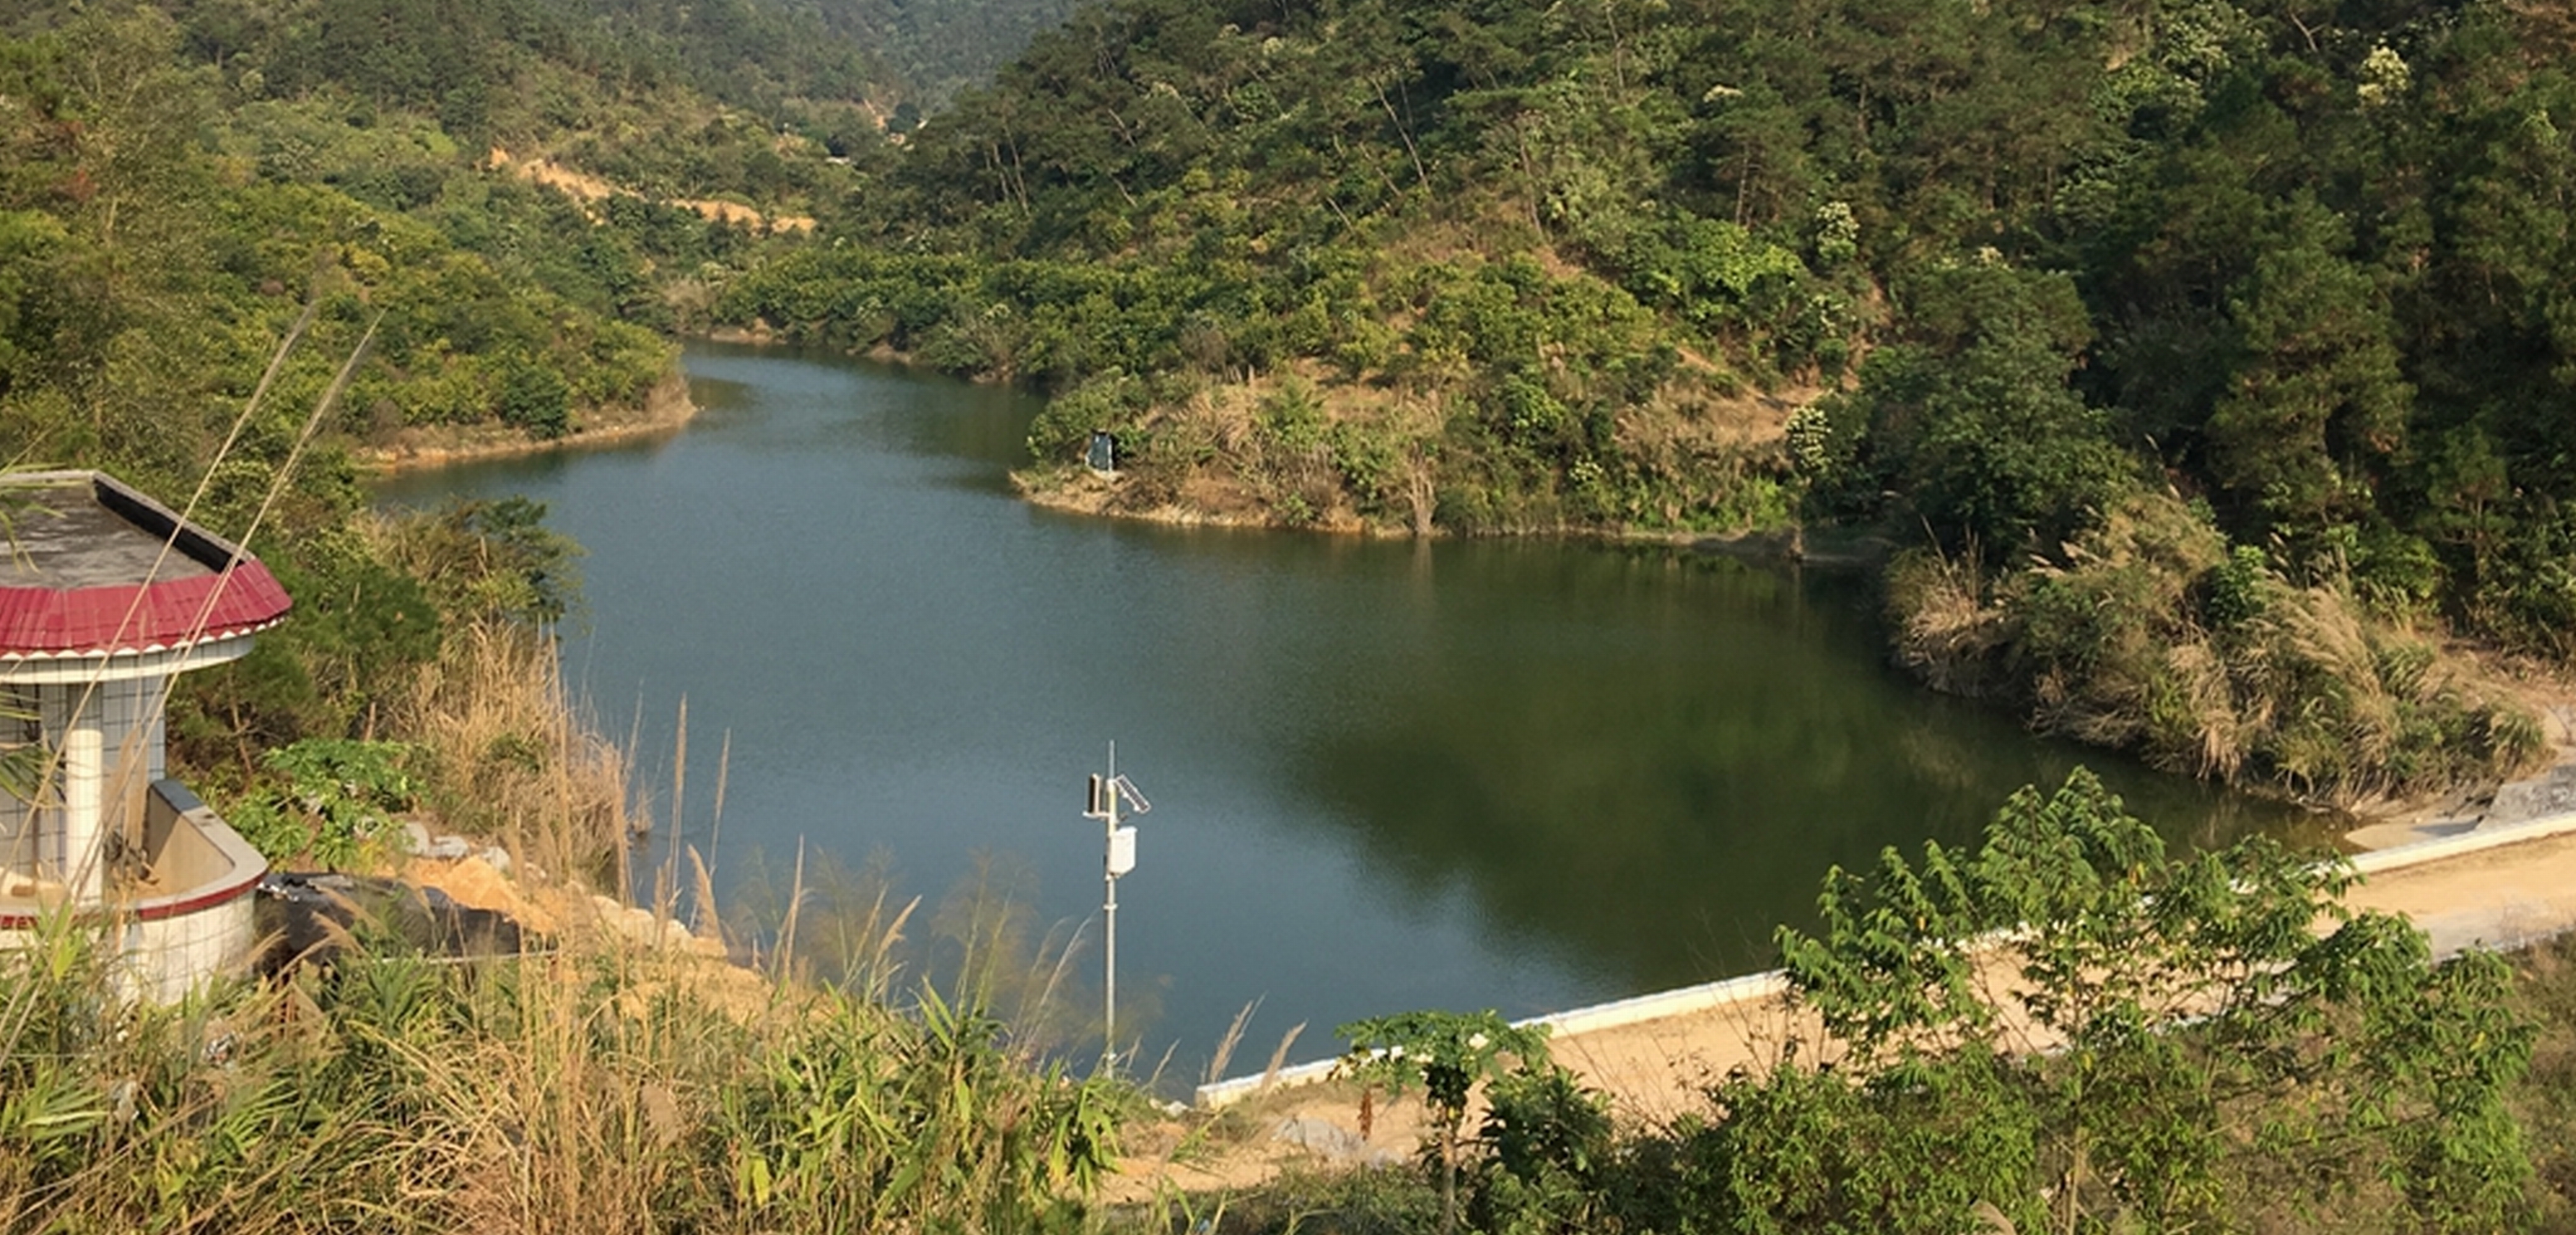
[485,147,816,233]
[1109,821,2576,1203]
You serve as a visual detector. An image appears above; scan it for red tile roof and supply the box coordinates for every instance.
[0,472,293,659]
[0,569,292,658]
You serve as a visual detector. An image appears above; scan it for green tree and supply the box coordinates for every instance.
[1842,264,2133,553]
[177,527,440,765]
[1714,768,2534,1233]
[495,356,573,441]
[1337,1009,1551,1235]
[378,496,585,630]
[2205,196,2411,537]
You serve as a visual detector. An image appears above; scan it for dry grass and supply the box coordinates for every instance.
[2158,637,2249,781]
[394,621,636,886]
[2518,935,2576,1229]
[1886,493,2549,807]
[1885,542,2014,697]
[0,862,1125,1233]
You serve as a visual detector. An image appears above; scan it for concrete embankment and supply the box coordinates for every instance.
[1197,803,2576,1114]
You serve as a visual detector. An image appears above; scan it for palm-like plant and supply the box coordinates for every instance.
[0,467,47,816]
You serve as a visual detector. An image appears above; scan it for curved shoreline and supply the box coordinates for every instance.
[385,338,2568,834]
[1016,466,1900,572]
[1022,466,2574,831]
[354,369,700,475]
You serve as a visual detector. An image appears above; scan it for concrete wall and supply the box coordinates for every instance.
[0,779,266,1004]
[1194,804,2576,1109]
[109,890,259,1005]
[0,908,252,1006]
[118,781,266,1003]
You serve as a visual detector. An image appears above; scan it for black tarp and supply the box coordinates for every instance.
[252,871,525,974]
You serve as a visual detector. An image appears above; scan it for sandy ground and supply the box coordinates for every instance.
[1103,823,2576,1203]
[485,148,817,233]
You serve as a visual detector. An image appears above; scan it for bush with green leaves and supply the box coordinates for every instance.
[1336,1008,1551,1235]
[720,984,1119,1228]
[376,495,586,632]
[1320,769,2542,1235]
[1024,369,1148,466]
[1704,768,2536,1234]
[1465,1062,1626,1235]
[223,738,422,866]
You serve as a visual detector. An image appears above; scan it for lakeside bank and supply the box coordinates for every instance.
[370,339,2569,1101]
[354,369,701,474]
[1110,759,2576,1205]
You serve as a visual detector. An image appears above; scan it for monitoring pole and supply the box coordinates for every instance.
[1085,744,1147,1071]
[1102,743,1120,1067]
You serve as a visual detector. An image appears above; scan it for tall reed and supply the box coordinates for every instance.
[1885,492,2547,805]
[0,902,1124,1233]
[393,619,634,884]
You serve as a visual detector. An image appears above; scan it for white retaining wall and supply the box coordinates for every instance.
[1193,806,2576,1109]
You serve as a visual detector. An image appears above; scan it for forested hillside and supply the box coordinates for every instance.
[138,0,895,198]
[812,0,1084,110]
[722,0,2576,804]
[5,0,2565,805]
[0,0,894,773]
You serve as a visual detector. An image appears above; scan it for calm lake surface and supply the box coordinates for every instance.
[377,340,2305,1080]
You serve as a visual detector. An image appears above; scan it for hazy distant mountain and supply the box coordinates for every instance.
[810,0,1083,107]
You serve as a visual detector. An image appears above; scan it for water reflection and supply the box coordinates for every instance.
[377,340,2309,1079]
[1289,548,2301,992]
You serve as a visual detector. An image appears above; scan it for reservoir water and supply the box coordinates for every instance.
[376,340,2302,1079]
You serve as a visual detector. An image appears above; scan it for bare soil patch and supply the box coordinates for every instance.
[486,147,817,233]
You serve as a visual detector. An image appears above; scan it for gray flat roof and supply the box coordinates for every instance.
[0,472,289,658]
[3,476,218,591]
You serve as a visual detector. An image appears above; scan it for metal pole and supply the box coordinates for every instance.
[1103,741,1118,1071]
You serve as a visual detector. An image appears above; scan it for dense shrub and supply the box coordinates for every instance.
[1886,495,2546,802]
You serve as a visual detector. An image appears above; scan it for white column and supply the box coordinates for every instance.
[0,794,24,880]
[143,674,168,781]
[32,688,66,888]
[42,686,104,900]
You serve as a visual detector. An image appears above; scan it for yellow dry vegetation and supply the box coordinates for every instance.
[486,146,817,233]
